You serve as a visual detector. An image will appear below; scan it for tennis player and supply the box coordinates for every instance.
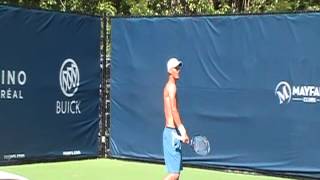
[163,57,189,180]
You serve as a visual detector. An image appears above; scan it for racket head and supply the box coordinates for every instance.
[190,135,211,156]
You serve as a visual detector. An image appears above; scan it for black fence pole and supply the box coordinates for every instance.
[100,13,107,158]
[105,16,111,157]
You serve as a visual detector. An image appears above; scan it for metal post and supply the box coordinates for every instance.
[100,13,107,158]
[105,16,111,157]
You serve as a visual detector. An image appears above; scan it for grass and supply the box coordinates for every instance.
[0,158,293,180]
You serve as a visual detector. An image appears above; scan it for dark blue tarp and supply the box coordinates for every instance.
[111,13,320,178]
[0,6,100,164]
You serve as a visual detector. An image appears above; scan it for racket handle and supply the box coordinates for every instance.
[173,134,193,145]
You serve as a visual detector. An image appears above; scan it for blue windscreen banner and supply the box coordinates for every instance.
[111,13,320,178]
[0,6,100,164]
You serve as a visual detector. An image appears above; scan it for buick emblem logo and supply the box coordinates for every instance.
[59,59,80,97]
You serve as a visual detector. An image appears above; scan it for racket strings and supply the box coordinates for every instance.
[192,136,210,156]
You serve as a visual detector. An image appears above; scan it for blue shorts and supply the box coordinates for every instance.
[163,127,182,173]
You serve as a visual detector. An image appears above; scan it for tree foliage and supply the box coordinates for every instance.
[0,0,320,16]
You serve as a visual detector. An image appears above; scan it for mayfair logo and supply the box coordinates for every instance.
[275,81,320,104]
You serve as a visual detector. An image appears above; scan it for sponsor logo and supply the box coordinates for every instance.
[3,153,25,160]
[62,150,81,156]
[0,70,26,100]
[275,81,320,104]
[56,100,81,114]
[59,59,80,97]
[56,59,81,114]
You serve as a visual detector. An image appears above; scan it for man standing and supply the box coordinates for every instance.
[163,57,189,180]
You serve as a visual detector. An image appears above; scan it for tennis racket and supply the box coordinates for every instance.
[189,135,211,156]
[175,134,211,156]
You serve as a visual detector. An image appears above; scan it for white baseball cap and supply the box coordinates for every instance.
[167,57,183,73]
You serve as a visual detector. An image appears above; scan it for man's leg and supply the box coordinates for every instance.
[163,129,182,180]
[171,173,180,180]
[163,173,180,180]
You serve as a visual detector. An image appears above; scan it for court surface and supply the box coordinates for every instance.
[0,159,293,180]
